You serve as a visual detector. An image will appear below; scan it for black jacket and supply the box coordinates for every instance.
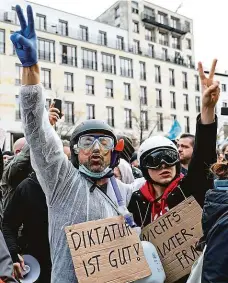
[201,186,228,283]
[128,116,217,228]
[3,173,51,283]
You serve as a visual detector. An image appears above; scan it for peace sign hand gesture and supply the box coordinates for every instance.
[10,5,37,67]
[198,59,220,124]
[198,59,220,109]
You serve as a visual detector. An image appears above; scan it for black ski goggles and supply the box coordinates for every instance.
[143,149,179,169]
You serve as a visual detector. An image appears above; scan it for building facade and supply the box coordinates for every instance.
[0,0,227,150]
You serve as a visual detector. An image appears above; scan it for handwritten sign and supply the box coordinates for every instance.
[141,197,203,283]
[65,216,151,283]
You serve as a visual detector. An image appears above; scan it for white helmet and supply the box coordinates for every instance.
[138,136,178,166]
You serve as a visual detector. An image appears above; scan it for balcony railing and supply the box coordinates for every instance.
[64,86,74,92]
[120,68,133,78]
[159,40,168,46]
[61,55,77,66]
[38,51,55,62]
[172,43,181,50]
[102,64,116,74]
[145,35,156,42]
[82,59,97,70]
[141,12,190,35]
[106,89,113,98]
[43,82,51,89]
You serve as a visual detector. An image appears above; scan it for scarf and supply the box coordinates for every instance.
[140,175,183,221]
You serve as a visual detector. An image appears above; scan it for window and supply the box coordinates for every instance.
[12,7,19,24]
[102,53,116,74]
[59,20,68,36]
[38,38,55,62]
[107,106,115,127]
[223,102,228,108]
[171,114,177,121]
[64,72,74,92]
[99,31,107,46]
[61,44,77,66]
[46,99,51,110]
[195,97,201,112]
[171,17,180,29]
[184,116,190,133]
[222,84,227,92]
[105,79,113,98]
[133,40,140,54]
[64,101,74,124]
[195,75,200,91]
[172,35,181,49]
[170,91,176,109]
[116,36,124,50]
[86,104,95,119]
[41,68,51,89]
[36,14,46,30]
[82,48,97,70]
[15,64,22,85]
[156,89,162,107]
[182,72,188,89]
[141,111,148,130]
[144,7,154,18]
[132,1,139,14]
[0,30,5,54]
[80,26,88,41]
[183,94,189,111]
[140,62,146,80]
[158,12,168,25]
[124,83,131,100]
[133,21,139,33]
[86,76,94,95]
[158,32,168,46]
[115,6,120,18]
[15,95,21,120]
[169,69,175,86]
[162,48,168,60]
[145,28,155,42]
[155,65,161,83]
[120,57,133,78]
[140,86,147,105]
[148,44,154,57]
[185,21,191,33]
[186,38,191,49]
[124,108,132,129]
[157,113,163,131]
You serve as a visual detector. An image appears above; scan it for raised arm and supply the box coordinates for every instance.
[10,5,71,202]
[182,59,219,206]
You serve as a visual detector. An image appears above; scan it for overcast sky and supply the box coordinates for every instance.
[28,0,227,72]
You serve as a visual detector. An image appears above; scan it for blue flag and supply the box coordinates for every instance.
[166,120,182,140]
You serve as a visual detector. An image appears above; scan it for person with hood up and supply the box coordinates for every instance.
[199,161,228,283]
[128,59,219,283]
[10,6,142,283]
[114,158,135,184]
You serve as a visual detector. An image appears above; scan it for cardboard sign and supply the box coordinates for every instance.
[65,216,151,283]
[141,196,203,283]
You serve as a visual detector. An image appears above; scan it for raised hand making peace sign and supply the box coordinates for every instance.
[198,59,220,109]
[10,5,37,67]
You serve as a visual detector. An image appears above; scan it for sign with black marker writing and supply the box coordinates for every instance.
[65,216,151,283]
[141,196,203,283]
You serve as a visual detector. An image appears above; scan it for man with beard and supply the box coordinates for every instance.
[177,134,195,175]
[10,5,141,283]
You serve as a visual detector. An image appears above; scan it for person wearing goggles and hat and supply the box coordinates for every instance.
[10,5,144,283]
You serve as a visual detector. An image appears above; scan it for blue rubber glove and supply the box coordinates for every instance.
[10,5,37,67]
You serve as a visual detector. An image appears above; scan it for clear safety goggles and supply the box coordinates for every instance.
[144,149,179,169]
[74,135,114,152]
